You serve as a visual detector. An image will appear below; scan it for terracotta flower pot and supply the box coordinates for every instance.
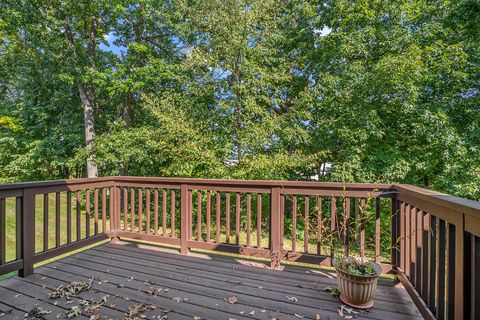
[335,266,380,309]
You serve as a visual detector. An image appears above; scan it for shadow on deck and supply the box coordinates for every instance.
[0,241,422,319]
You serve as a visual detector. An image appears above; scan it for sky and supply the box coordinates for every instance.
[99,26,332,57]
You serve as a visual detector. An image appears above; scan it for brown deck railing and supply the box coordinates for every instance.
[0,177,479,319]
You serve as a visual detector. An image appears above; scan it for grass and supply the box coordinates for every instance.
[3,192,111,263]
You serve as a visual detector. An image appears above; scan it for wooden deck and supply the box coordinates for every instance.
[0,241,422,320]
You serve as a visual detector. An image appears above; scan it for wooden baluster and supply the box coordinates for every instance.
[146,189,151,234]
[375,197,381,263]
[188,190,192,240]
[75,192,81,241]
[170,190,175,237]
[344,198,350,256]
[66,191,71,243]
[391,199,398,270]
[359,198,365,258]
[354,198,359,244]
[216,192,221,243]
[235,193,240,246]
[0,198,5,264]
[197,191,202,241]
[85,190,90,238]
[246,193,251,247]
[317,196,322,255]
[94,189,99,235]
[206,191,211,242]
[257,194,262,249]
[55,192,61,247]
[304,196,309,253]
[109,187,114,232]
[331,196,337,261]
[226,193,230,243]
[400,202,405,271]
[138,189,143,233]
[123,188,128,231]
[405,204,411,277]
[130,188,135,232]
[411,207,417,283]
[162,189,167,236]
[292,195,297,252]
[416,209,423,291]
[44,193,49,249]
[437,219,446,319]
[428,215,437,312]
[454,220,464,320]
[154,189,159,235]
[421,212,429,301]
[102,188,107,233]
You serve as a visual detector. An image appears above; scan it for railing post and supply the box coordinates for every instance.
[270,187,282,268]
[19,189,34,277]
[180,184,189,254]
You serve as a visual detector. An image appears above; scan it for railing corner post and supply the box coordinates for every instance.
[19,189,34,277]
[180,184,189,255]
[270,187,282,269]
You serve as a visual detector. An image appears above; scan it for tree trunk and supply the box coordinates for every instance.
[62,14,99,178]
[77,82,98,178]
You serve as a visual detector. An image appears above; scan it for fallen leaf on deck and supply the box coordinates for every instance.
[286,296,298,302]
[122,303,156,320]
[324,287,340,298]
[224,296,238,304]
[49,276,94,300]
[24,305,51,320]
[294,314,304,319]
[56,305,82,318]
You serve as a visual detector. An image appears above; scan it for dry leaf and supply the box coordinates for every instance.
[286,296,298,302]
[56,306,82,319]
[24,305,51,320]
[49,276,94,300]
[224,296,238,304]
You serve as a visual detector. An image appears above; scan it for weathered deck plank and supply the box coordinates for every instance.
[0,241,422,320]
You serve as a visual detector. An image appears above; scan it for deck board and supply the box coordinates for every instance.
[0,241,422,319]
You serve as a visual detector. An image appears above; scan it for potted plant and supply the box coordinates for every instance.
[328,194,382,309]
[333,255,381,309]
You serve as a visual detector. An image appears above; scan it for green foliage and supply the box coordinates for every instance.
[0,0,479,199]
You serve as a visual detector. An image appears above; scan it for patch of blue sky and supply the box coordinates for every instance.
[100,32,126,56]
[314,26,332,37]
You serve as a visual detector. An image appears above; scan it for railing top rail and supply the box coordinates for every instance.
[0,176,478,217]
[0,176,114,191]
[114,176,394,190]
[0,176,394,192]
[393,184,480,217]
